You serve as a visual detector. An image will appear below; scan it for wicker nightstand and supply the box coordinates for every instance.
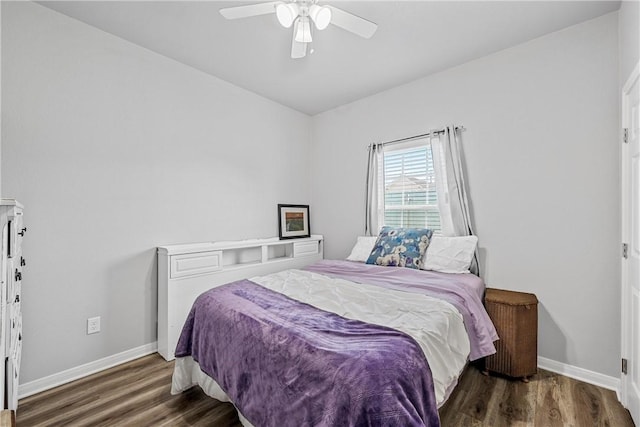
[483,288,538,382]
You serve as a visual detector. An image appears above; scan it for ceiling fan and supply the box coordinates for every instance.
[219,0,378,59]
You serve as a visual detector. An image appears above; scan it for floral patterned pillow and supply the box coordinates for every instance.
[365,226,434,269]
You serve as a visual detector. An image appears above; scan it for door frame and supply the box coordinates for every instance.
[621,60,639,415]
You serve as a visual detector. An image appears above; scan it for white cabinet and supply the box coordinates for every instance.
[0,200,24,411]
[170,251,222,279]
[157,235,323,361]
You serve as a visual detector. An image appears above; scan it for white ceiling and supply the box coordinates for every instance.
[38,1,621,115]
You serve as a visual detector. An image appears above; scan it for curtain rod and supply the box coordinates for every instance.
[369,125,466,149]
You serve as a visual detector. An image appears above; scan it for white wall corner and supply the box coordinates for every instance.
[18,342,158,399]
[538,356,621,400]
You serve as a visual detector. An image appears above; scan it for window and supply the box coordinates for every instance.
[382,140,441,232]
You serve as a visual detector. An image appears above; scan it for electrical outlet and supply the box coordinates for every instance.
[87,316,101,335]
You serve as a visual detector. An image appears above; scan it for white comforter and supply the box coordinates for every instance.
[252,269,470,405]
[173,268,470,413]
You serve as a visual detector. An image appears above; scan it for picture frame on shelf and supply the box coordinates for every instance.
[278,204,310,239]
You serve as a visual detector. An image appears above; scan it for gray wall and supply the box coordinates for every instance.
[1,2,312,383]
[619,1,639,85]
[311,13,620,377]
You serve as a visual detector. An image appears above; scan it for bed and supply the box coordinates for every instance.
[170,258,497,427]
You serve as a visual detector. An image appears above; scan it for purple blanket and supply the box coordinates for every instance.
[175,279,441,427]
[304,260,498,361]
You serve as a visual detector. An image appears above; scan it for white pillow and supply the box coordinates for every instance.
[422,235,478,274]
[346,236,379,262]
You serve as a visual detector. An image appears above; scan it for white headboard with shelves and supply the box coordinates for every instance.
[157,235,323,360]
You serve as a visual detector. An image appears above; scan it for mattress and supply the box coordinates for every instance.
[171,260,497,426]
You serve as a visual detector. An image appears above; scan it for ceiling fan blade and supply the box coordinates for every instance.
[220,1,280,20]
[326,5,377,39]
[291,35,307,59]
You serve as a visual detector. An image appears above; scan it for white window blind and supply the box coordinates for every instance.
[382,140,441,232]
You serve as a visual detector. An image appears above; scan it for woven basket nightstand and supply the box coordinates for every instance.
[483,288,538,382]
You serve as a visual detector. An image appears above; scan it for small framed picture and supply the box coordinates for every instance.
[278,204,310,239]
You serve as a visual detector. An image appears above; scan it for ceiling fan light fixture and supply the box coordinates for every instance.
[309,4,331,30]
[294,16,312,43]
[275,2,299,28]
[220,1,378,58]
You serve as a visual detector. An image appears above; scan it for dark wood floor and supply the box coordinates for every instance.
[16,353,634,426]
[439,363,634,426]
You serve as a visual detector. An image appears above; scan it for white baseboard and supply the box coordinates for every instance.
[18,341,158,399]
[538,356,621,398]
[15,347,621,403]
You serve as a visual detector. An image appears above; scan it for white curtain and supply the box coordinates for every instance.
[431,126,479,274]
[365,143,384,236]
